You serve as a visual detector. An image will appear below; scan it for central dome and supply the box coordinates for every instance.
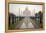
[23,7,31,17]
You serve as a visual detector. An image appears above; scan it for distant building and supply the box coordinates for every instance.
[23,7,31,17]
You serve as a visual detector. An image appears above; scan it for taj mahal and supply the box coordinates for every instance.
[15,7,39,29]
[9,4,43,29]
[23,7,31,17]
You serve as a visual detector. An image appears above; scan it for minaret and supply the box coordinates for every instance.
[21,10,22,17]
[34,8,35,16]
[19,8,20,16]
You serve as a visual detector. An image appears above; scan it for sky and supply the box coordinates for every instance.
[9,4,42,16]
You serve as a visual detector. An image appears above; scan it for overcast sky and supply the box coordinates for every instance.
[9,4,42,16]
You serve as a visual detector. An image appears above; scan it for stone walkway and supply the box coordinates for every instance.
[15,17,39,29]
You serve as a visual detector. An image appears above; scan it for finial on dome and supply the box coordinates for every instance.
[25,7,28,10]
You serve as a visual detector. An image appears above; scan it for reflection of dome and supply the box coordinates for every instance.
[23,7,31,16]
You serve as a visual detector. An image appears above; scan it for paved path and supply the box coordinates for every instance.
[15,17,39,29]
[19,17,34,29]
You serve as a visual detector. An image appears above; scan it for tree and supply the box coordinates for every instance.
[38,11,43,28]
